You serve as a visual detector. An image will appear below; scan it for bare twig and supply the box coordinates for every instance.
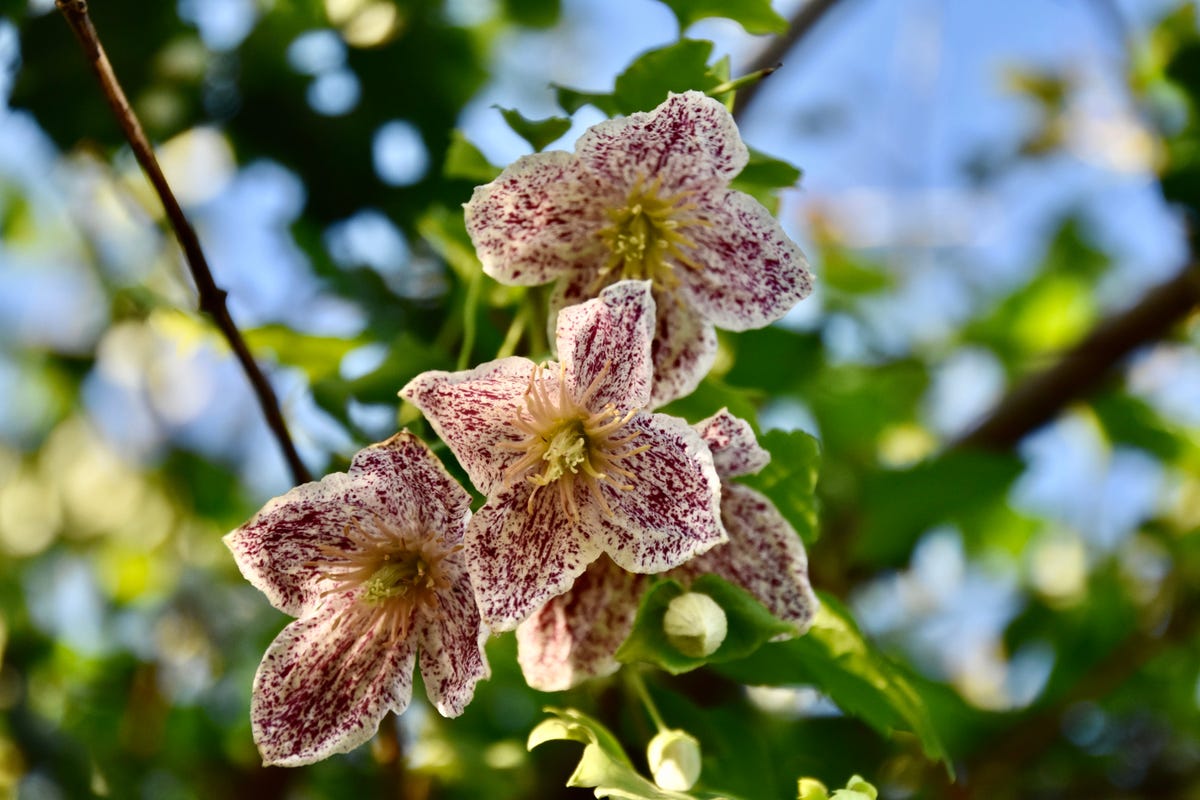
[56,0,312,485]
[955,262,1200,451]
[733,0,850,119]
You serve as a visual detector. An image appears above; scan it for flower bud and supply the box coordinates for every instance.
[663,592,727,658]
[797,778,830,800]
[647,729,702,791]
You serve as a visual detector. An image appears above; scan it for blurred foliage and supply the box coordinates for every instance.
[1,0,1200,799]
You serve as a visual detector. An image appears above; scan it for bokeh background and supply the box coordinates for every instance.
[0,0,1198,797]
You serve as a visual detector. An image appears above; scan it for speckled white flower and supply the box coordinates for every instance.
[465,90,812,407]
[401,281,726,633]
[516,409,817,691]
[224,433,489,767]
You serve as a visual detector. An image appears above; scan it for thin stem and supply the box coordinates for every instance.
[457,268,483,371]
[55,0,311,486]
[733,0,850,119]
[496,301,530,359]
[708,65,780,99]
[954,262,1200,451]
[628,670,667,733]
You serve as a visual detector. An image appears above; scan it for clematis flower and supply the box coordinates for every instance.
[224,432,489,766]
[516,409,817,691]
[401,280,725,632]
[465,90,812,407]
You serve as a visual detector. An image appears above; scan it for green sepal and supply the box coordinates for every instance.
[616,575,795,674]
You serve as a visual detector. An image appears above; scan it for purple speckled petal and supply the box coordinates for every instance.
[673,483,817,636]
[348,433,474,546]
[416,550,491,717]
[679,189,812,331]
[401,357,537,496]
[557,280,655,410]
[647,290,718,409]
[465,151,614,285]
[466,483,604,632]
[251,601,418,767]
[575,91,748,195]
[587,412,725,573]
[693,409,770,479]
[516,556,648,691]
[225,472,372,617]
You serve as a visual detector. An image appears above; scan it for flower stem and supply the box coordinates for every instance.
[628,670,667,733]
[54,0,311,486]
[496,301,529,359]
[457,268,483,371]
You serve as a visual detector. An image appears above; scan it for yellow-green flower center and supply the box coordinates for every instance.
[530,419,590,488]
[362,552,433,603]
[596,177,702,291]
[502,362,649,520]
[309,516,454,648]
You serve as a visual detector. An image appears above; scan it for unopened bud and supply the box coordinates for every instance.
[797,778,830,800]
[663,592,727,657]
[647,729,702,791]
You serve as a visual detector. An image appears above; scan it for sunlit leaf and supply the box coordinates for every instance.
[612,40,722,114]
[494,106,573,152]
[654,0,787,35]
[715,593,953,773]
[243,324,361,382]
[528,707,697,799]
[444,130,502,182]
[742,429,821,545]
[855,451,1022,566]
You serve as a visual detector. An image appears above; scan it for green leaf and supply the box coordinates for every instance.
[494,106,573,152]
[502,0,561,27]
[742,429,821,545]
[418,204,483,282]
[820,250,893,296]
[243,325,361,382]
[444,130,502,182]
[729,147,802,211]
[553,84,622,116]
[656,377,761,428]
[715,593,953,774]
[855,451,1023,566]
[613,40,723,115]
[654,0,788,35]
[528,708,697,800]
[616,576,795,674]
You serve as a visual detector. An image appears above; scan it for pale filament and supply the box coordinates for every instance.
[593,174,709,293]
[500,360,650,520]
[306,512,455,652]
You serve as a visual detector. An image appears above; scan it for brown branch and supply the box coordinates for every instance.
[733,0,850,119]
[55,0,312,486]
[954,262,1200,451]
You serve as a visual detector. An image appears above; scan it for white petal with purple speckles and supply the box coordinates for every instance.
[465,151,614,285]
[466,483,604,632]
[679,190,812,331]
[575,91,747,194]
[674,483,817,635]
[251,601,418,767]
[516,556,647,691]
[225,473,366,617]
[694,409,771,479]
[401,357,537,496]
[417,553,491,717]
[587,413,725,574]
[556,280,654,410]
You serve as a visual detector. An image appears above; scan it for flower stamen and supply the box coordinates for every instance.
[306,514,454,649]
[502,360,646,521]
[595,175,705,293]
